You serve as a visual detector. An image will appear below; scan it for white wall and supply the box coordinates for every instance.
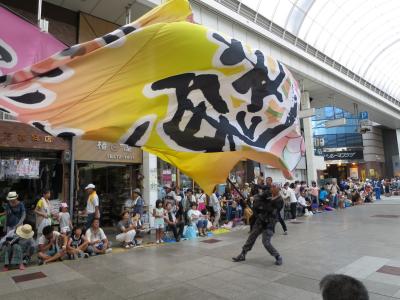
[260,165,307,185]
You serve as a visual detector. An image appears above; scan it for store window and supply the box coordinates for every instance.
[157,158,195,194]
[76,163,138,225]
[0,151,64,226]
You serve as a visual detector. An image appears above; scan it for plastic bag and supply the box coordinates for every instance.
[184,225,197,239]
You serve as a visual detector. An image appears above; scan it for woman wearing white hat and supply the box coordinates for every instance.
[0,224,35,271]
[4,192,26,234]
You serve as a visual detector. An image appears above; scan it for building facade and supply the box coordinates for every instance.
[73,139,143,226]
[313,106,385,181]
[0,120,71,226]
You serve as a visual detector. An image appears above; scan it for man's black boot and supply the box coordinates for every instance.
[232,251,246,262]
[275,255,283,266]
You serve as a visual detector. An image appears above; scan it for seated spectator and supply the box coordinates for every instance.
[85,218,112,255]
[116,210,136,248]
[0,199,5,235]
[67,226,89,259]
[58,203,72,235]
[0,224,35,271]
[243,200,253,225]
[305,198,313,213]
[131,213,144,245]
[201,208,211,229]
[38,225,67,265]
[352,191,363,205]
[319,187,329,205]
[297,190,307,214]
[187,202,207,237]
[320,274,369,300]
[164,202,184,242]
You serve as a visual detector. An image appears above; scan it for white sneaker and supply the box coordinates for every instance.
[160,239,164,243]
[105,248,112,254]
[156,240,160,244]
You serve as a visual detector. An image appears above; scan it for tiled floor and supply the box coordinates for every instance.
[2,196,400,299]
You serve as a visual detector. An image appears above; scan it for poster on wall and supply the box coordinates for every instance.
[162,169,172,186]
[349,167,359,179]
[369,169,375,177]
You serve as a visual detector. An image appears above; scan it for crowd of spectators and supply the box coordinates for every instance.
[0,176,398,271]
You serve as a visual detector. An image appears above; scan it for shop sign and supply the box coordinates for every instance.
[162,169,172,185]
[0,122,70,151]
[0,132,55,144]
[323,150,363,161]
[74,139,142,163]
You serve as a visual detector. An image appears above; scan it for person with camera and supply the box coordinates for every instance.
[232,184,284,265]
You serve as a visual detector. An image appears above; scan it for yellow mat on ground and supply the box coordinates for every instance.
[211,228,231,235]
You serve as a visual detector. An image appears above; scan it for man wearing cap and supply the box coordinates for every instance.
[4,192,26,234]
[132,189,144,219]
[84,184,100,229]
[164,184,176,200]
[0,224,35,271]
[182,189,196,224]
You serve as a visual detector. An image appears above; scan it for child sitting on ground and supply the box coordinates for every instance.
[38,225,67,265]
[131,213,143,246]
[67,226,89,259]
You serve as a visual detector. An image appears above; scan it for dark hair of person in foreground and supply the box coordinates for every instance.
[320,274,369,300]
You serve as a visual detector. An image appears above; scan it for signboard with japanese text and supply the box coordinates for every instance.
[323,149,363,161]
[74,139,142,164]
[0,121,70,151]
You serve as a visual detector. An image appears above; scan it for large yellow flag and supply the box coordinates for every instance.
[0,0,304,193]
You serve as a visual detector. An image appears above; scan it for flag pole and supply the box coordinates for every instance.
[227,178,246,200]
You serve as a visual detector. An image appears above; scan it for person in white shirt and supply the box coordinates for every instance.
[85,218,112,255]
[210,189,221,227]
[187,202,207,237]
[197,190,207,211]
[58,203,72,235]
[83,184,100,229]
[288,183,298,221]
[38,225,67,265]
[297,189,307,215]
[164,185,177,200]
[182,189,196,223]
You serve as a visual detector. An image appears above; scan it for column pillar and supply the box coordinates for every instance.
[396,129,400,153]
[301,91,317,184]
[142,151,158,227]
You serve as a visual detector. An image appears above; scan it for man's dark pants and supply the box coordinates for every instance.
[168,222,184,240]
[86,213,95,230]
[242,218,280,257]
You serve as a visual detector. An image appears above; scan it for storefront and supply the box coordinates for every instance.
[318,148,370,180]
[157,158,195,192]
[0,121,71,225]
[73,139,142,225]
